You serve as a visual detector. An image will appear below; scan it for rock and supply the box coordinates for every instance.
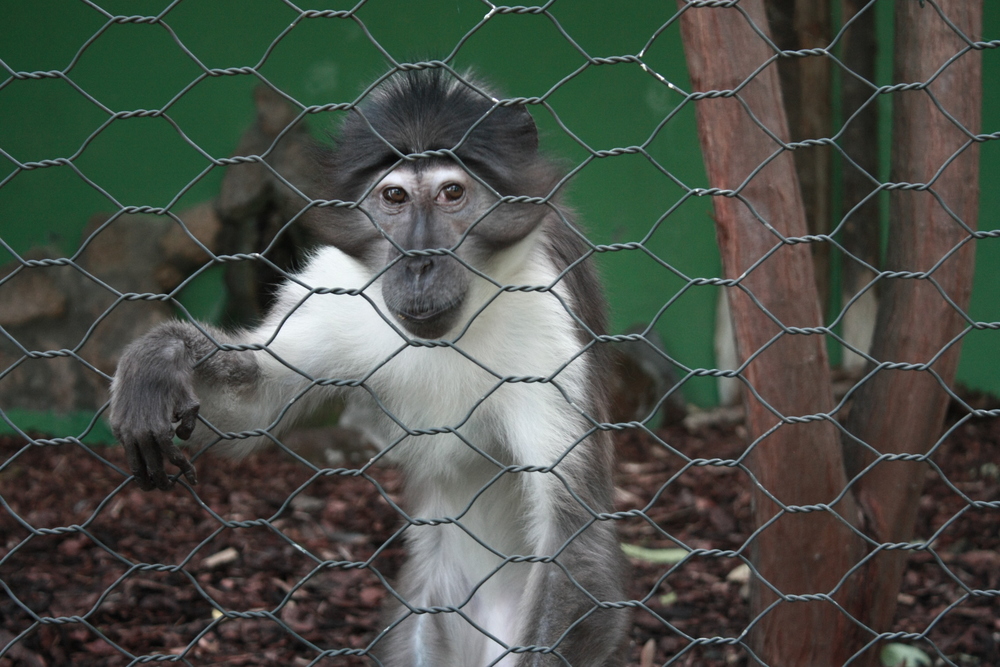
[215,85,319,325]
[0,86,322,430]
[0,251,68,327]
[0,204,222,415]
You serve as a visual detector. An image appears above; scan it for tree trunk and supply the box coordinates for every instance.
[839,2,982,664]
[678,3,863,665]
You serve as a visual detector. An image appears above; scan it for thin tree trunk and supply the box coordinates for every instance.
[678,3,863,664]
[839,0,882,371]
[839,2,982,664]
[767,0,833,314]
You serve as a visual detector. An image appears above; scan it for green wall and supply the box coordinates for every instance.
[960,0,1000,393]
[1,1,997,438]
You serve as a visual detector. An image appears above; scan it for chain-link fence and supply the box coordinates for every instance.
[2,1,999,666]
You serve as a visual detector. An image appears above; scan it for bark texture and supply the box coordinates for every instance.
[767,0,833,310]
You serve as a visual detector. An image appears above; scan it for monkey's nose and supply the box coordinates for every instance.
[406,257,434,276]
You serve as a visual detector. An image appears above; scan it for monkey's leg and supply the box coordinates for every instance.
[513,468,629,667]
[516,521,628,666]
[372,526,502,667]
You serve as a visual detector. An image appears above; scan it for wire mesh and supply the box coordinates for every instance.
[1,1,998,666]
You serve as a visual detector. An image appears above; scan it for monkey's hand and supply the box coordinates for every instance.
[109,330,200,491]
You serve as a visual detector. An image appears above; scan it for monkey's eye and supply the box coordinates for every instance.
[440,183,464,202]
[382,187,408,204]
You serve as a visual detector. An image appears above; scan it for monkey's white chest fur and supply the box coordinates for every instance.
[256,244,596,665]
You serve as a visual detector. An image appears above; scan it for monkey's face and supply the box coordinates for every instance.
[366,163,542,339]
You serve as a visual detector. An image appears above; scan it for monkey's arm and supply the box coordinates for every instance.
[109,313,349,490]
[109,249,396,490]
[109,320,279,490]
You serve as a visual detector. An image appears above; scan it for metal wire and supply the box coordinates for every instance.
[1,1,998,666]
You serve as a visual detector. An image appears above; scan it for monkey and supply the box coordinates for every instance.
[109,68,628,667]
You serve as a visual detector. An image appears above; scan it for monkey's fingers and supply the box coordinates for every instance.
[163,442,198,486]
[139,432,175,491]
[123,439,157,491]
[173,400,200,441]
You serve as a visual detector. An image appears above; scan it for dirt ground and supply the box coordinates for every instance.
[1,398,998,666]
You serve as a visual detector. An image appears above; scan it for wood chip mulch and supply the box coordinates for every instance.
[1,399,998,666]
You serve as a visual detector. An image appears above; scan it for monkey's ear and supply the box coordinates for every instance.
[489,103,538,159]
[509,104,539,154]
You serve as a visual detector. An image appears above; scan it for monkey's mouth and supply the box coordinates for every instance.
[391,299,463,339]
[396,306,446,322]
